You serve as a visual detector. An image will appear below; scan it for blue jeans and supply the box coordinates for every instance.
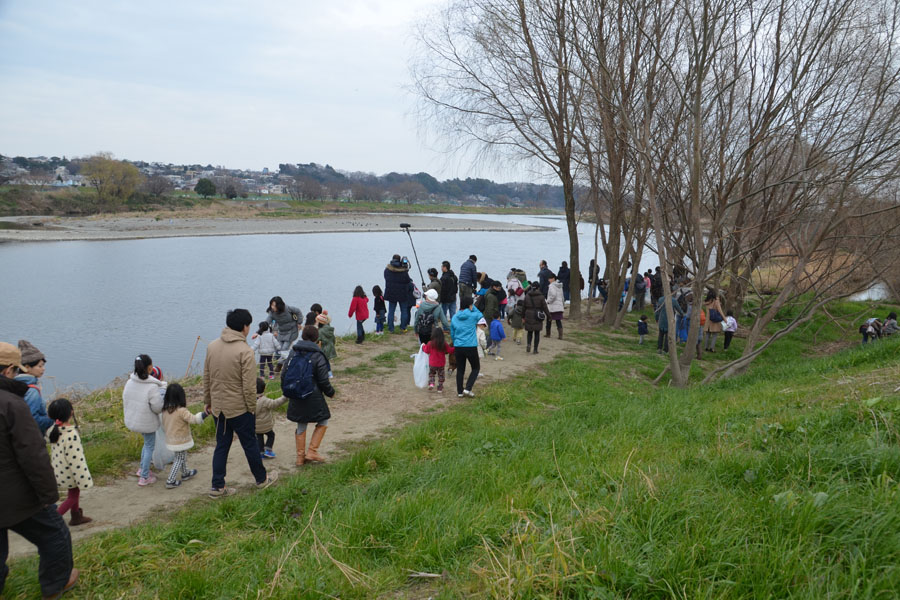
[356,320,365,342]
[140,431,156,478]
[442,301,457,320]
[211,411,267,488]
[388,301,410,331]
[0,505,73,597]
[375,310,385,332]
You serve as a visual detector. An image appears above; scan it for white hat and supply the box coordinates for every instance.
[425,289,439,301]
[477,318,487,325]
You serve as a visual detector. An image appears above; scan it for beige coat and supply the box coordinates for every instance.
[704,298,724,333]
[255,394,288,434]
[204,327,257,419]
[161,407,205,451]
[47,426,93,490]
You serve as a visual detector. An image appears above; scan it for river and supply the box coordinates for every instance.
[0,213,658,393]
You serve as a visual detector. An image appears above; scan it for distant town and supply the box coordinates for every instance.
[0,153,567,210]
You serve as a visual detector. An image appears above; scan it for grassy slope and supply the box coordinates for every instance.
[6,302,900,599]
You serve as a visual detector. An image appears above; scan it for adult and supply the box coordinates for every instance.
[537,260,553,299]
[483,280,501,323]
[522,282,551,354]
[632,272,647,310]
[703,291,725,352]
[123,354,166,486]
[450,297,483,398]
[459,255,478,304]
[1,342,78,600]
[588,259,601,298]
[204,309,277,498]
[655,296,685,354]
[384,254,413,332]
[506,269,524,313]
[557,261,571,303]
[545,273,564,339]
[14,340,52,435]
[439,261,459,319]
[425,268,441,297]
[414,289,450,344]
[650,267,664,308]
[266,296,302,356]
[284,326,335,465]
[883,312,899,336]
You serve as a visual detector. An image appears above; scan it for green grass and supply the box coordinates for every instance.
[7,303,900,598]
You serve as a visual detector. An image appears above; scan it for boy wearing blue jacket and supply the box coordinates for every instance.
[488,317,507,360]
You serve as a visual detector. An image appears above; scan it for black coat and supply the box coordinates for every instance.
[538,267,553,298]
[0,376,59,528]
[439,269,458,303]
[557,265,570,288]
[384,260,412,303]
[522,286,551,332]
[284,341,335,424]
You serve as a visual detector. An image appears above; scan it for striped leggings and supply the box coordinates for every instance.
[167,450,191,484]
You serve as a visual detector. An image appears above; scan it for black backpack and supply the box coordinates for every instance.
[446,273,458,296]
[474,294,486,312]
[634,276,646,292]
[281,352,316,400]
[415,308,436,335]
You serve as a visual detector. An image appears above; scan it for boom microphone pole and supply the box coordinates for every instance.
[400,223,426,288]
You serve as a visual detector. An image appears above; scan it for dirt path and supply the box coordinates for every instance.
[9,323,586,559]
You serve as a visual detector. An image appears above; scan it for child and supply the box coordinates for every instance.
[348,285,370,344]
[160,383,208,489]
[15,339,53,434]
[47,398,93,525]
[489,316,506,360]
[253,322,278,379]
[508,302,525,345]
[422,327,454,392]
[638,315,649,344]
[477,317,488,358]
[723,310,738,349]
[316,311,337,360]
[255,377,288,459]
[372,285,387,333]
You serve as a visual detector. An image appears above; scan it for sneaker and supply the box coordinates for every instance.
[182,469,198,481]
[257,470,280,489]
[209,486,237,499]
[134,468,142,477]
[137,473,157,487]
[463,389,476,398]
[42,568,78,600]
[428,383,434,390]
[437,388,444,393]
[262,448,276,459]
[165,480,182,489]
[458,393,464,398]
[495,356,503,361]
[268,373,275,380]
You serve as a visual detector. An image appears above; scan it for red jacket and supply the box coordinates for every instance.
[422,341,454,367]
[348,296,370,321]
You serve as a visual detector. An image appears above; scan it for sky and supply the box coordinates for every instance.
[0,0,540,182]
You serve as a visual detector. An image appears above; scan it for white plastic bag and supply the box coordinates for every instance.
[152,424,174,469]
[413,344,429,389]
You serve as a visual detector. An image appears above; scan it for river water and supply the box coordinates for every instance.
[0,213,658,394]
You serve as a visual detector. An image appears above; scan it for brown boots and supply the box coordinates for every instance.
[69,508,92,526]
[305,425,328,463]
[294,432,306,466]
[295,425,328,465]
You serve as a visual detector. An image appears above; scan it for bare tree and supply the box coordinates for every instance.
[142,174,174,197]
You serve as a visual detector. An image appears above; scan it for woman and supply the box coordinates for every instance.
[703,290,725,352]
[384,254,413,332]
[450,296,483,398]
[123,354,166,486]
[266,296,302,355]
[284,326,335,466]
[883,312,898,336]
[546,273,564,339]
[522,282,551,354]
[557,261,571,303]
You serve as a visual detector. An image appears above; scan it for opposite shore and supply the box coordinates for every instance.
[0,212,556,243]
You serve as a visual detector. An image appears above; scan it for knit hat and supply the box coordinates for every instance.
[151,366,163,380]
[17,340,45,366]
[477,318,487,326]
[0,342,24,370]
[316,313,331,325]
[425,289,439,301]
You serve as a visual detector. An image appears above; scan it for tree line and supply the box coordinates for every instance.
[412,0,900,385]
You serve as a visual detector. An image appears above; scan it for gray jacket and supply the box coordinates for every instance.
[267,306,302,344]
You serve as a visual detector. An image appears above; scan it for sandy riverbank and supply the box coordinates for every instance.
[0,213,554,242]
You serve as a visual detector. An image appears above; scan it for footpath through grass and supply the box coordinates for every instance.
[6,305,900,598]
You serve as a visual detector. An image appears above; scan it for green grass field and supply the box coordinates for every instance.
[5,301,900,598]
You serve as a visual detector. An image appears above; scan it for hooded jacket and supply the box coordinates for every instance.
[415,299,450,334]
[284,340,335,424]
[538,266,553,298]
[255,394,288,434]
[318,324,337,360]
[547,281,564,313]
[161,407,206,451]
[384,260,413,302]
[450,306,484,347]
[123,372,166,434]
[439,269,458,303]
[254,331,279,356]
[459,259,477,287]
[0,375,59,527]
[267,305,302,345]
[204,327,257,419]
[523,286,551,332]
[47,425,93,490]
[655,297,685,332]
[14,373,53,434]
[348,296,370,321]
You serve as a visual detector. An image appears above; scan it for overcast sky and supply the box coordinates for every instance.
[0,0,540,182]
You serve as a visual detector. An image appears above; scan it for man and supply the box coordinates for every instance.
[537,260,553,299]
[650,266,664,309]
[384,254,413,332]
[439,260,458,319]
[1,342,78,600]
[205,309,278,498]
[458,255,477,304]
[425,268,441,297]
